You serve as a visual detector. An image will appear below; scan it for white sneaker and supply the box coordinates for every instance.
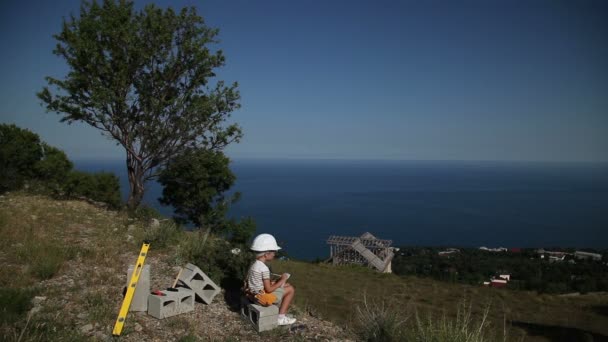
[277,316,296,325]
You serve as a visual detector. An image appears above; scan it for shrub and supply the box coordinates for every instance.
[176,231,253,288]
[0,287,37,325]
[130,205,163,222]
[143,220,181,249]
[410,301,496,342]
[34,143,73,191]
[354,297,502,342]
[354,294,409,342]
[63,171,121,208]
[17,242,69,280]
[0,124,121,209]
[225,217,256,244]
[30,252,64,280]
[0,124,43,193]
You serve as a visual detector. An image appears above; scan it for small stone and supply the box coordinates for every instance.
[127,224,136,232]
[77,312,88,319]
[80,324,94,333]
[28,306,42,316]
[31,215,38,220]
[31,296,46,306]
[150,218,160,228]
[94,332,111,342]
[127,235,134,242]
[134,323,143,332]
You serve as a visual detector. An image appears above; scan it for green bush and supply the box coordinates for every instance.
[176,231,253,288]
[0,124,43,193]
[143,220,181,249]
[63,171,121,208]
[130,205,163,222]
[0,124,122,209]
[34,143,73,191]
[225,217,256,244]
[0,287,37,325]
[31,255,64,280]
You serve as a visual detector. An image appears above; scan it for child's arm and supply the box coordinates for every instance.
[263,273,289,293]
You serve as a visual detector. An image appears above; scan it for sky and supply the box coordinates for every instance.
[0,0,607,162]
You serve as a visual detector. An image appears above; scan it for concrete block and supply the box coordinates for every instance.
[126,264,150,312]
[147,288,195,319]
[240,296,278,332]
[177,263,221,304]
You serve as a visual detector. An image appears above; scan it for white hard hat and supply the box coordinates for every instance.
[250,233,281,252]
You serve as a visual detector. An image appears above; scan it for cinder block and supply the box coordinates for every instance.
[177,263,220,304]
[171,287,195,314]
[147,288,195,319]
[126,265,150,312]
[240,297,278,332]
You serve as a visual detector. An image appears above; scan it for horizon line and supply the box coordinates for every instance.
[71,156,608,164]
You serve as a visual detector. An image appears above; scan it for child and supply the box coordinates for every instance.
[247,233,296,325]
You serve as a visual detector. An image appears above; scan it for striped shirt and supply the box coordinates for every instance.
[247,260,270,293]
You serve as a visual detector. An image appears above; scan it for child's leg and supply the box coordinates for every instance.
[278,283,295,315]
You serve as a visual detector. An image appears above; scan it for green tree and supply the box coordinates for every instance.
[38,0,242,210]
[0,124,43,192]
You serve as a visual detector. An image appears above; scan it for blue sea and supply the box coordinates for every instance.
[74,159,608,260]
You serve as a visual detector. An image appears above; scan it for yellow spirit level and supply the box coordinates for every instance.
[112,242,150,336]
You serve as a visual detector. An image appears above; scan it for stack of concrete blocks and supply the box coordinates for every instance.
[176,263,221,304]
[147,288,195,319]
[126,265,150,312]
[240,297,279,332]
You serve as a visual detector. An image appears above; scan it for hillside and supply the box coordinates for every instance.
[272,262,608,341]
[1,193,607,341]
[0,193,352,341]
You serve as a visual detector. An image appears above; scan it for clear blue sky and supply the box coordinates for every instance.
[1,0,606,162]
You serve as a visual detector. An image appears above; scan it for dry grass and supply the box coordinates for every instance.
[0,192,141,341]
[271,260,608,341]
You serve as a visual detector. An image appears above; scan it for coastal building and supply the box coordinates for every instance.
[537,249,572,262]
[490,279,508,288]
[438,248,460,256]
[574,251,602,261]
[479,246,508,252]
[483,274,511,288]
[549,254,566,263]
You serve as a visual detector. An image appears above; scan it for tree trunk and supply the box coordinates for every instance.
[126,153,145,210]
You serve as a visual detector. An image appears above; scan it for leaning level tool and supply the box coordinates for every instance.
[112,242,150,336]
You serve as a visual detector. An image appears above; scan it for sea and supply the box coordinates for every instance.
[73,159,608,260]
